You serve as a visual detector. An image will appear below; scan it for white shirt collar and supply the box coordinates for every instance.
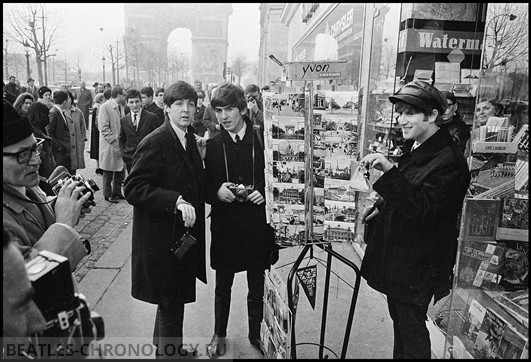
[227,122,247,142]
[169,122,188,149]
[132,108,142,118]
[411,141,421,151]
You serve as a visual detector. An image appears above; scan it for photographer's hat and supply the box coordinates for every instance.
[3,99,34,147]
[389,80,447,115]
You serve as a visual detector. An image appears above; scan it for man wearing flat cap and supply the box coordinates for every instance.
[24,78,39,101]
[3,99,91,271]
[360,81,470,358]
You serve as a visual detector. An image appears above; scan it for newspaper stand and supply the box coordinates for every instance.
[272,61,362,359]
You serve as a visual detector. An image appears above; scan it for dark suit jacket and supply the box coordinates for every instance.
[144,102,165,124]
[124,119,206,304]
[46,106,71,154]
[118,109,162,165]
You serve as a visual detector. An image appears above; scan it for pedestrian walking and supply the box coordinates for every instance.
[27,101,56,179]
[91,93,105,176]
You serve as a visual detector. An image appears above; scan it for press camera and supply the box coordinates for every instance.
[48,167,99,208]
[228,183,254,202]
[24,250,104,359]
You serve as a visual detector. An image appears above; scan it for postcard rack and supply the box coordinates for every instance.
[263,61,362,359]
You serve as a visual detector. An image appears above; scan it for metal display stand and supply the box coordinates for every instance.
[280,61,362,359]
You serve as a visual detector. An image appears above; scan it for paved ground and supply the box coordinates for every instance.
[70,129,446,359]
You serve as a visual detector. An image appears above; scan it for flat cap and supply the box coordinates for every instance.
[389,80,447,115]
[28,77,35,82]
[3,99,34,147]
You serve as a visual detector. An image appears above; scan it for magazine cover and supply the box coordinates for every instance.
[461,197,501,242]
[456,241,505,290]
[496,197,529,242]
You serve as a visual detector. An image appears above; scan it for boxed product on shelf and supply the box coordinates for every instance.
[456,241,505,290]
[496,197,529,242]
[461,198,501,242]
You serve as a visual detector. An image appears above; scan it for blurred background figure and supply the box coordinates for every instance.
[37,86,54,109]
[24,78,39,100]
[75,81,93,130]
[91,93,106,176]
[441,91,470,153]
[27,101,56,179]
[192,91,207,137]
[13,93,34,117]
[65,91,87,175]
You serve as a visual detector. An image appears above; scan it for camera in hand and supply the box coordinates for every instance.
[48,166,99,208]
[247,95,257,104]
[23,250,104,358]
[229,183,254,202]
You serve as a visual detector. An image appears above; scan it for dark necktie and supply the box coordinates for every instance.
[133,113,138,130]
[235,135,241,144]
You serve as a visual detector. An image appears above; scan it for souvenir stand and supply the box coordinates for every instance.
[261,60,362,359]
[441,93,529,357]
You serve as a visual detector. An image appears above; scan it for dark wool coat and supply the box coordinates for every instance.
[124,119,206,305]
[205,116,276,273]
[118,109,162,167]
[361,128,470,306]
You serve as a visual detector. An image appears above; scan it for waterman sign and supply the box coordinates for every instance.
[398,29,483,55]
[287,61,348,81]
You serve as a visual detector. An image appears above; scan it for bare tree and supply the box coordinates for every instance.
[379,43,396,81]
[231,54,248,86]
[3,3,64,86]
[482,3,528,74]
[72,52,84,84]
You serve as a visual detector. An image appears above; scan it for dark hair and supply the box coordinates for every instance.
[163,81,197,107]
[67,91,75,103]
[261,85,270,92]
[111,86,124,99]
[27,101,50,131]
[197,91,204,100]
[244,84,260,95]
[38,86,52,99]
[210,83,247,111]
[103,90,112,100]
[53,90,69,105]
[155,87,165,96]
[140,86,154,98]
[126,89,141,101]
[13,93,34,114]
[394,100,444,126]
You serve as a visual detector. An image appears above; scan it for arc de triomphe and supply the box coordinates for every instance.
[124,3,233,86]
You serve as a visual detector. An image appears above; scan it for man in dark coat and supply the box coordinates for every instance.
[75,81,93,129]
[124,81,205,359]
[360,80,470,359]
[440,90,470,153]
[204,83,276,356]
[140,86,165,124]
[119,89,162,173]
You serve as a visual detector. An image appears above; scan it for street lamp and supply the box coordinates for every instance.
[102,56,106,82]
[23,40,31,81]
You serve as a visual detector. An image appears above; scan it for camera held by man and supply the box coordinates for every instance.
[228,183,255,203]
[24,250,105,359]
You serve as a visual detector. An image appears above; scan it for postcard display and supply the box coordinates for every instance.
[443,120,529,359]
[261,61,362,359]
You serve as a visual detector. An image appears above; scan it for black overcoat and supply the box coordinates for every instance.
[361,128,471,305]
[205,116,275,273]
[124,119,206,305]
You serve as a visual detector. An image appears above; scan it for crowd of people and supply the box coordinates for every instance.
[3,72,527,359]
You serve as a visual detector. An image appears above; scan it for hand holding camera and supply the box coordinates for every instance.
[247,95,259,113]
[54,178,93,228]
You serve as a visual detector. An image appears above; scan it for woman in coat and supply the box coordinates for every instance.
[65,92,87,172]
[124,81,206,358]
[26,102,56,179]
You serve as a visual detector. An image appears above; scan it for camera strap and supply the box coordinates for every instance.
[222,127,255,186]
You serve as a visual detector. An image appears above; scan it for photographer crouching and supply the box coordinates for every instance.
[3,100,103,358]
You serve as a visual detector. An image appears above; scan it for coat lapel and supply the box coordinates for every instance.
[164,121,196,177]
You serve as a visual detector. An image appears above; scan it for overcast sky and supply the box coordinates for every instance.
[5,3,261,70]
